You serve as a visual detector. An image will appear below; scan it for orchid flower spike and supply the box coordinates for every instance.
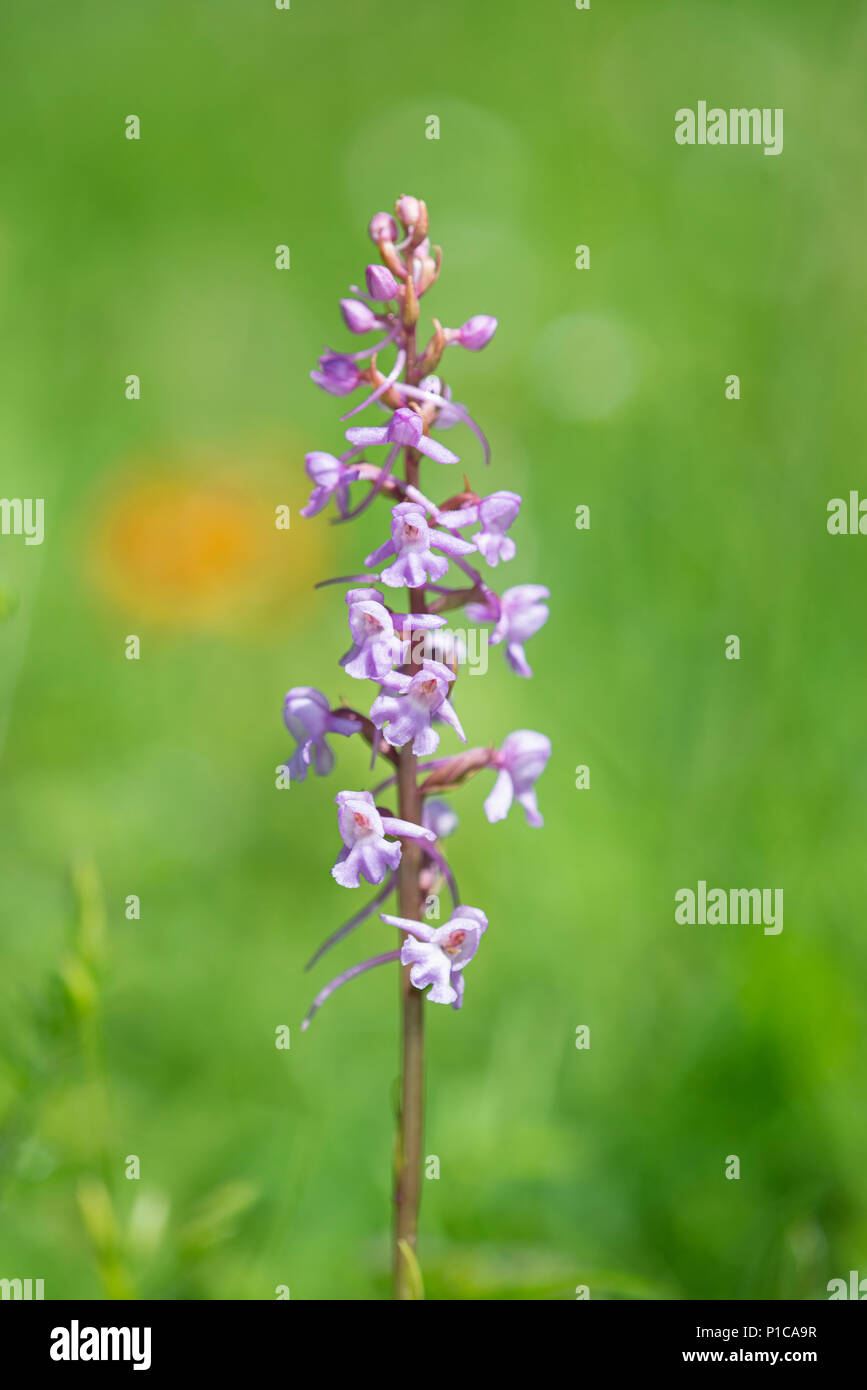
[293,196,551,1062]
[484,730,551,827]
[381,906,488,1008]
[366,501,476,589]
[345,406,459,465]
[282,688,359,782]
[332,789,435,889]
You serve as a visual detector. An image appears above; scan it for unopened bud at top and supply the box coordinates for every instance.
[368,211,399,243]
[396,194,421,227]
[365,264,399,301]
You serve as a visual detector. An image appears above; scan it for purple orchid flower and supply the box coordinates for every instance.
[484,730,551,827]
[310,351,362,397]
[365,501,476,589]
[340,587,445,680]
[332,789,434,889]
[438,490,521,567]
[370,659,466,755]
[467,583,550,677]
[300,451,361,518]
[345,405,459,466]
[283,688,358,782]
[380,906,488,1007]
[474,491,521,565]
[339,588,401,680]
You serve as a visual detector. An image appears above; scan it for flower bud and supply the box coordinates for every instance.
[339,298,378,334]
[457,315,498,351]
[365,264,399,301]
[368,211,399,243]
[396,194,421,227]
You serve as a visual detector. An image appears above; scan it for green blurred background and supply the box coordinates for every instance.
[1,0,865,1300]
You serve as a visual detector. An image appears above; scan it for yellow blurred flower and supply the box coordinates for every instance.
[88,447,325,630]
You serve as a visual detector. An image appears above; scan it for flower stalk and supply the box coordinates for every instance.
[286,195,552,1300]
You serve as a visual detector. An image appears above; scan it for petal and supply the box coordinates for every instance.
[506,641,532,677]
[450,971,466,1010]
[377,670,412,693]
[483,768,514,823]
[422,970,457,1005]
[412,722,440,755]
[503,584,550,605]
[380,816,436,842]
[314,738,335,777]
[396,611,447,631]
[423,553,449,585]
[364,538,397,568]
[516,789,544,827]
[345,426,389,448]
[300,487,329,518]
[417,435,460,465]
[436,698,466,743]
[381,556,413,588]
[402,941,455,1003]
[358,841,392,884]
[381,712,419,749]
[457,905,489,935]
[435,505,479,529]
[331,845,362,889]
[380,913,436,943]
[328,713,362,736]
[432,529,477,557]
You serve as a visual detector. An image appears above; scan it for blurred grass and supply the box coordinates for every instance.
[1,0,866,1298]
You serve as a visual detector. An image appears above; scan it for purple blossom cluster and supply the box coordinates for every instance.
[283,196,551,1028]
